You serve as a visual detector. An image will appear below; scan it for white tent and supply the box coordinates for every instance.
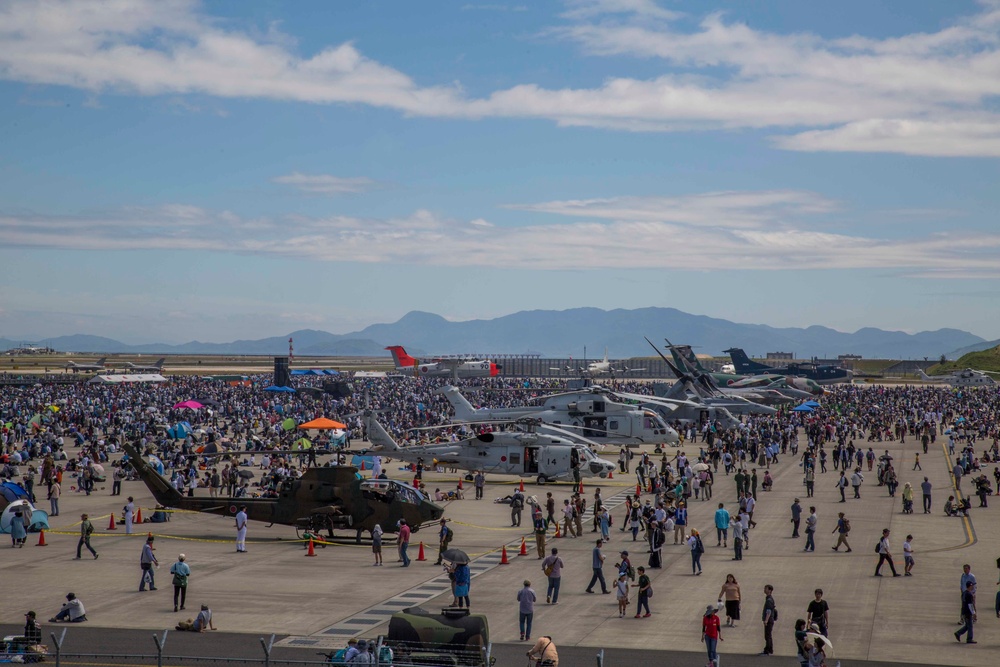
[87,374,168,384]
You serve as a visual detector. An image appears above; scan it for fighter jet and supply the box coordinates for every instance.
[725,347,851,385]
[666,342,823,397]
[124,357,166,372]
[65,358,107,373]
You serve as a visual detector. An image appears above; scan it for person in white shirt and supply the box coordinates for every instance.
[903,535,914,576]
[235,506,248,553]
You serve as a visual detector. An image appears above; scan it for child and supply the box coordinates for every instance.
[616,572,629,618]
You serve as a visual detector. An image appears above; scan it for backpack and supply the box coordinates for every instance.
[445,526,454,541]
[627,565,636,580]
[842,519,850,533]
[695,536,705,554]
[874,540,881,553]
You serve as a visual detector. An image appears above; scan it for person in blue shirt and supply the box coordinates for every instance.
[453,563,471,608]
[714,503,731,548]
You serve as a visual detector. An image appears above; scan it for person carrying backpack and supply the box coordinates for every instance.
[688,529,705,575]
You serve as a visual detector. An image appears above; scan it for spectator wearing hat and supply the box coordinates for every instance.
[22,611,41,644]
[702,603,723,666]
[170,553,191,612]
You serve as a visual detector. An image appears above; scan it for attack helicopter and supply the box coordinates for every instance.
[122,442,444,543]
[440,385,680,447]
[364,413,616,485]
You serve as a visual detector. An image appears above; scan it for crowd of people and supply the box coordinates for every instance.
[3,374,1000,664]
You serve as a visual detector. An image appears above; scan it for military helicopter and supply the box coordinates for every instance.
[440,385,680,446]
[364,413,616,485]
[122,442,444,543]
[918,368,998,387]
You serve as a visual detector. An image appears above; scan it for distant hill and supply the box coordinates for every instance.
[946,338,1000,358]
[930,345,1000,375]
[12,307,986,359]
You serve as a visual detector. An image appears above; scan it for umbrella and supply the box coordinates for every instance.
[264,386,296,393]
[805,632,834,656]
[299,417,348,430]
[440,548,470,565]
[281,418,297,431]
[201,443,220,455]
[791,405,814,412]
[196,398,222,408]
[173,401,203,410]
[804,400,821,407]
[237,470,255,479]
[692,462,710,472]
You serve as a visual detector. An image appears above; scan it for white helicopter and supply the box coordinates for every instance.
[918,368,998,387]
[440,385,680,447]
[363,413,616,485]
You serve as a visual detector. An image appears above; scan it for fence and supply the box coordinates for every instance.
[44,629,610,667]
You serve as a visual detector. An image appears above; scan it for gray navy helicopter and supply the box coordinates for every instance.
[363,413,616,485]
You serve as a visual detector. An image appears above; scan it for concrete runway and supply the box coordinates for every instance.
[4,432,999,666]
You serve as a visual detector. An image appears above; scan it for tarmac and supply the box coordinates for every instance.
[4,432,1000,666]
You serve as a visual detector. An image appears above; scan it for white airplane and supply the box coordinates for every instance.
[363,414,616,484]
[918,368,998,387]
[125,357,166,372]
[552,349,645,377]
[386,345,498,378]
[65,357,107,373]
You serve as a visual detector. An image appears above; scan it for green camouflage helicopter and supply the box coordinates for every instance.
[122,442,444,543]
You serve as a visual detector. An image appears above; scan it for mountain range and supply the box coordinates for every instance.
[1,307,986,359]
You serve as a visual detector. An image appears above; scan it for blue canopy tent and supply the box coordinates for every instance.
[0,482,29,504]
[167,421,192,439]
[264,386,296,393]
[804,400,821,408]
[791,405,815,412]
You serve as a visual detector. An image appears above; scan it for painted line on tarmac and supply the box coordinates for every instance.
[274,487,636,649]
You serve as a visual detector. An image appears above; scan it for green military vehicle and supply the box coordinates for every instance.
[384,607,494,667]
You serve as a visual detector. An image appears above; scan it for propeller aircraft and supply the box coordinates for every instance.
[440,385,679,447]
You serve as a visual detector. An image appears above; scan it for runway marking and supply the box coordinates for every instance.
[274,486,636,649]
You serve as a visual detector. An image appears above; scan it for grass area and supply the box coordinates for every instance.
[928,345,1000,375]
[849,359,897,374]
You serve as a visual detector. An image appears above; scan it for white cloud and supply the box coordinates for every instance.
[2,1,1000,155]
[2,192,999,275]
[272,172,379,195]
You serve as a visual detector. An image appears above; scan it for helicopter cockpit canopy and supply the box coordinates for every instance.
[361,479,423,505]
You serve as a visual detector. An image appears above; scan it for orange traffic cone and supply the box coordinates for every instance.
[416,542,427,561]
[519,537,527,556]
[135,507,143,523]
[457,478,464,490]
[578,480,584,494]
[107,513,118,530]
[519,479,525,492]
[553,523,562,538]
[608,470,613,479]
[36,530,47,547]
[499,545,509,564]
[305,538,317,557]
[360,460,366,471]
[647,480,653,493]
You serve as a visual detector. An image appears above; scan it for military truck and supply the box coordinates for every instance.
[384,607,494,667]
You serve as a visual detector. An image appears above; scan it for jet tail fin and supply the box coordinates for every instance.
[917,369,936,381]
[440,385,480,421]
[385,345,417,369]
[365,416,401,451]
[724,348,769,373]
[154,358,165,369]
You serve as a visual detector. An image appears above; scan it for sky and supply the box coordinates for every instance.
[2,0,1000,344]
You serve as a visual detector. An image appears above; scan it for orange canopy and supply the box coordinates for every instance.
[298,417,347,430]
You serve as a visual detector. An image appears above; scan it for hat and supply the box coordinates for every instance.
[632,502,639,508]
[705,604,717,616]
[26,611,35,618]
[358,639,368,648]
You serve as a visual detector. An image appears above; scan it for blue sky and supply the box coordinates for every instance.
[1,0,999,344]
